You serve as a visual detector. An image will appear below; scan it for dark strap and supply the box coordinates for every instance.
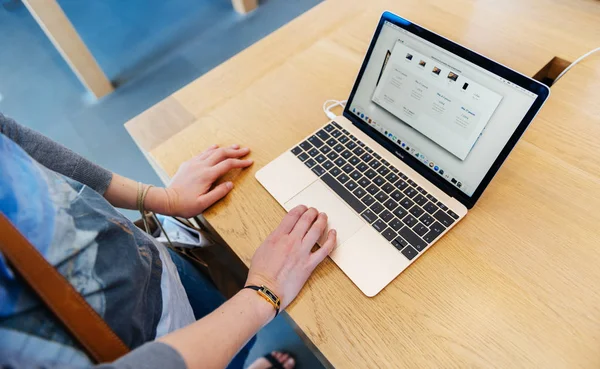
[264,353,286,369]
[0,214,130,363]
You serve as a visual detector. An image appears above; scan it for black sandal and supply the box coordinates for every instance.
[263,352,295,369]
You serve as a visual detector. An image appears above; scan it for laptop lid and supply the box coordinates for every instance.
[344,11,550,209]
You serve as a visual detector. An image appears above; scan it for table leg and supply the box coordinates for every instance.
[232,0,258,14]
[21,0,114,99]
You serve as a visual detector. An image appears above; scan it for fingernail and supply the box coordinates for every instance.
[226,182,233,189]
[232,144,240,149]
[331,229,337,235]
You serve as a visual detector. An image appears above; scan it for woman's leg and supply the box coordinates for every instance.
[167,248,256,369]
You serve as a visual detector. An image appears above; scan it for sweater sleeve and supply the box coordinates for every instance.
[0,113,113,194]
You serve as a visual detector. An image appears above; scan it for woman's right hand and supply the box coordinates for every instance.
[246,205,337,310]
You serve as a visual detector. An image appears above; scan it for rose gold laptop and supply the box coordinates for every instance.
[256,11,549,296]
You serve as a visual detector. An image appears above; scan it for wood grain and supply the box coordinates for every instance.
[22,0,113,98]
[126,0,600,367]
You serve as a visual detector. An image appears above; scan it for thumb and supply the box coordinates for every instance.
[197,182,233,212]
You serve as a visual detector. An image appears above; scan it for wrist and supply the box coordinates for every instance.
[238,288,277,325]
[144,186,174,215]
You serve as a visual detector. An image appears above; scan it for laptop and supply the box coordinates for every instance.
[256,11,550,297]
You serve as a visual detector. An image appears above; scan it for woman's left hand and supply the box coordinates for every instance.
[148,144,253,217]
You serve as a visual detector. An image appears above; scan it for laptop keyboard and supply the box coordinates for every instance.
[291,121,459,261]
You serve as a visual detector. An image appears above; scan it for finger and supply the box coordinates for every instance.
[195,144,219,160]
[208,146,251,165]
[212,158,254,177]
[273,205,307,236]
[309,229,337,269]
[196,182,233,211]
[302,212,328,249]
[289,207,319,240]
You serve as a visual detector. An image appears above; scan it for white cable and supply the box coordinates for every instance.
[553,47,600,84]
[322,99,347,120]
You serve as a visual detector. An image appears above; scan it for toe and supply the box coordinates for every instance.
[283,357,295,369]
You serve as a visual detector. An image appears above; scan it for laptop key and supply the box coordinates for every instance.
[337,173,350,184]
[423,231,440,243]
[402,215,418,228]
[375,191,388,203]
[361,194,375,207]
[386,172,399,183]
[304,158,316,168]
[416,186,427,195]
[308,136,324,148]
[361,209,377,224]
[377,166,390,176]
[400,198,414,210]
[315,154,326,163]
[383,199,398,211]
[350,170,361,181]
[373,176,385,186]
[382,227,397,242]
[395,179,408,191]
[342,164,354,173]
[389,218,403,231]
[298,152,309,162]
[407,179,416,186]
[391,190,403,201]
[349,156,360,166]
[382,183,395,194]
[291,146,302,155]
[326,138,337,147]
[419,213,435,227]
[358,177,370,188]
[323,124,335,132]
[409,206,424,218]
[341,150,352,159]
[369,160,382,169]
[341,128,350,135]
[447,210,460,220]
[334,157,346,167]
[357,162,369,172]
[299,141,312,151]
[404,187,418,198]
[372,219,387,232]
[373,152,381,160]
[391,166,399,173]
[353,187,366,199]
[330,167,341,177]
[399,173,408,180]
[433,210,454,227]
[437,202,449,211]
[326,151,338,161]
[399,227,427,251]
[413,223,428,237]
[366,184,379,195]
[322,160,333,170]
[360,153,373,162]
[345,141,357,150]
[333,144,345,153]
[401,245,419,260]
[365,169,377,179]
[353,146,365,156]
[380,210,394,222]
[321,173,366,214]
[423,201,438,214]
[331,121,341,129]
[345,180,358,192]
[331,129,342,138]
[311,165,325,177]
[316,129,330,140]
[338,135,349,144]
[319,145,331,154]
[414,194,427,206]
[393,207,408,219]
[392,236,408,250]
[371,202,384,214]
[308,148,319,157]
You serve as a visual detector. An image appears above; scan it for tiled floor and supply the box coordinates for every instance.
[0,0,325,367]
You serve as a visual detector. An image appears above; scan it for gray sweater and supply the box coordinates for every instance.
[0,113,187,369]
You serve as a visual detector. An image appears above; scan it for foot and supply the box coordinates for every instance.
[247,351,295,369]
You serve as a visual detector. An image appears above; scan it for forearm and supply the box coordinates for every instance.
[158,289,275,369]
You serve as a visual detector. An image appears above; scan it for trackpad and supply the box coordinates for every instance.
[284,180,365,249]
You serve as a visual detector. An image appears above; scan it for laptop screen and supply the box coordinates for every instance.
[347,18,542,199]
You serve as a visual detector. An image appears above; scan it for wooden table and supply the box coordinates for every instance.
[126,0,600,367]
